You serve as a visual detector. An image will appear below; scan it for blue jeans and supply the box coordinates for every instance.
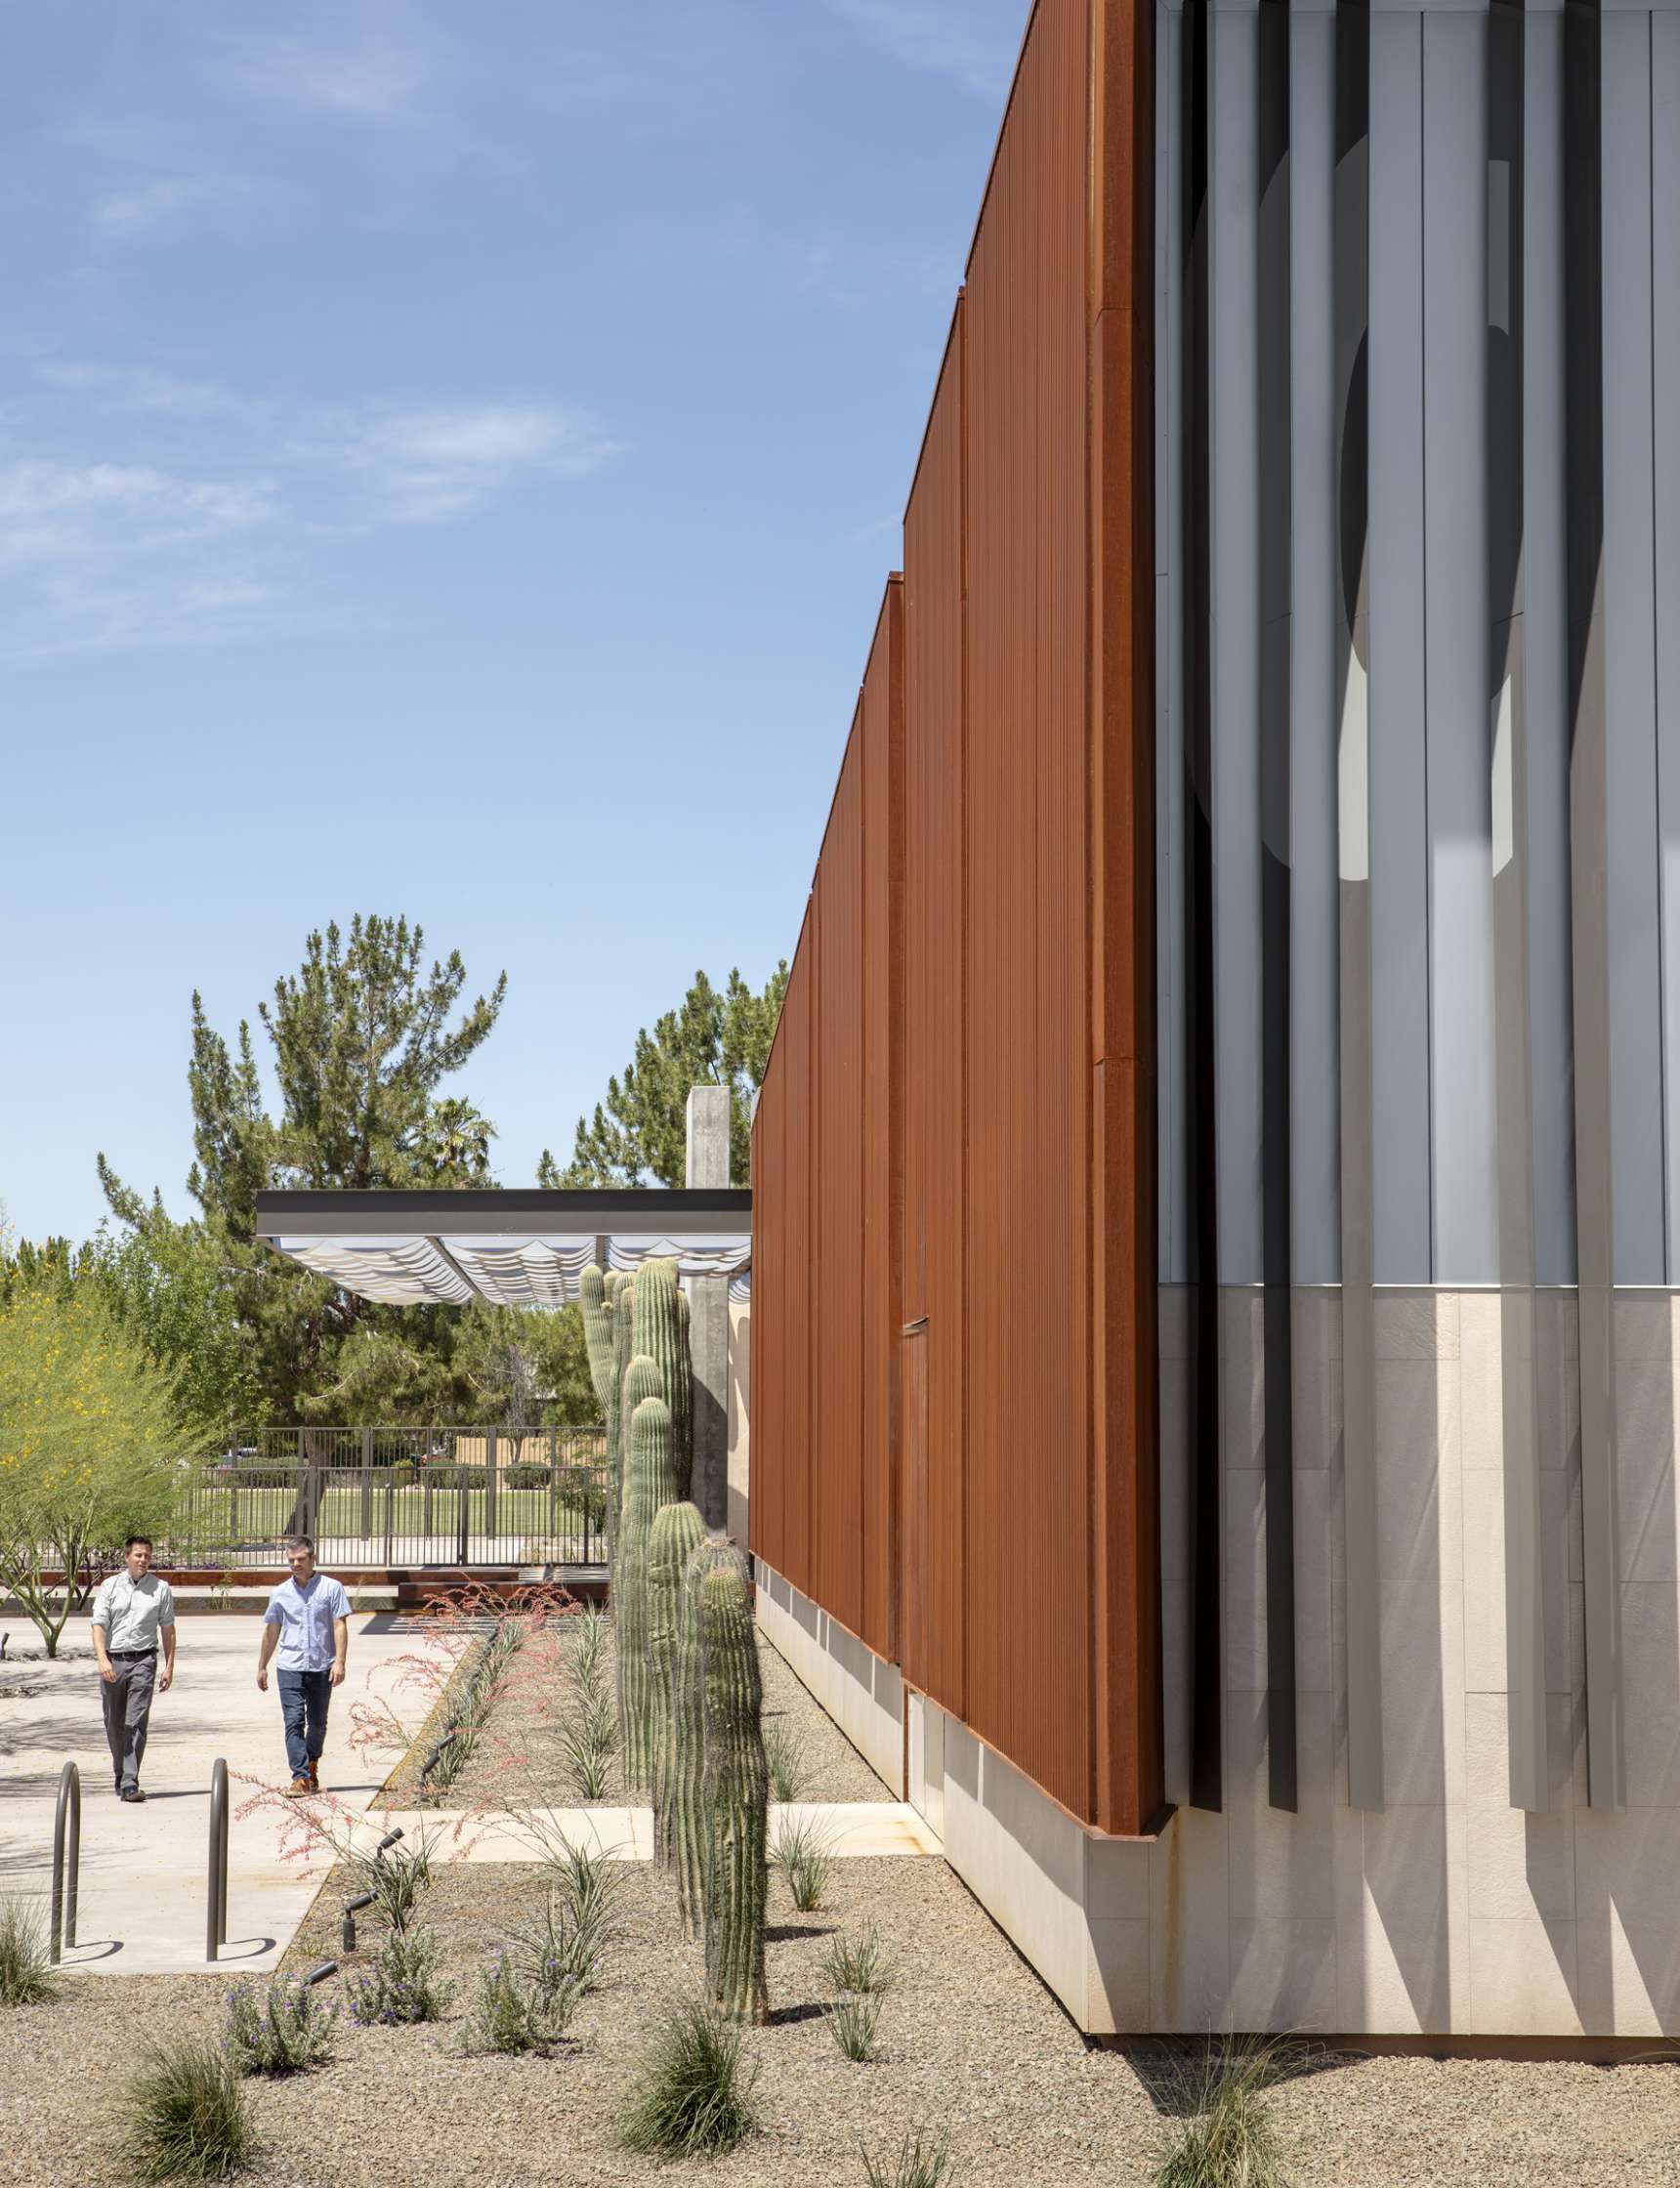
[276,1668,332,1778]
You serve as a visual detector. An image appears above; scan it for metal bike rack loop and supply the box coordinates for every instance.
[49,1761,80,1965]
[206,1756,230,1963]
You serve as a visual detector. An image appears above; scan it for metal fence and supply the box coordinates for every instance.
[167,1425,609,1571]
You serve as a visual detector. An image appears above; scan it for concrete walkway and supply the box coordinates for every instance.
[1,1613,944,1979]
[0,1612,418,1976]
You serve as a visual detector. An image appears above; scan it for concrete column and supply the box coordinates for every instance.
[686,1084,732,1532]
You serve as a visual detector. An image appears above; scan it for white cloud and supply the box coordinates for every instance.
[38,361,246,419]
[826,0,1019,97]
[846,512,901,549]
[321,402,624,523]
[212,9,431,122]
[90,174,252,242]
[0,381,623,654]
[0,459,281,654]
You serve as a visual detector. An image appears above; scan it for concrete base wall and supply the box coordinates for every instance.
[754,1562,903,1796]
[756,1284,1680,2038]
[728,1298,750,1549]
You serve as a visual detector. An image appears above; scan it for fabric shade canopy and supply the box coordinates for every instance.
[254,1189,752,1308]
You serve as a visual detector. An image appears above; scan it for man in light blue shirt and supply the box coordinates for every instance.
[256,1536,351,1794]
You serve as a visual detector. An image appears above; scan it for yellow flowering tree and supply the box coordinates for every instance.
[0,1284,197,1655]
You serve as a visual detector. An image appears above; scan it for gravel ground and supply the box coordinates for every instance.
[5,1854,1680,2188]
[369,1614,892,1814]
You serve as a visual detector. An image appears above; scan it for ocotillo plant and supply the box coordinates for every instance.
[699,1555,769,2023]
[617,1393,681,1788]
[648,1500,705,1866]
[633,1256,693,1498]
[670,1536,741,1939]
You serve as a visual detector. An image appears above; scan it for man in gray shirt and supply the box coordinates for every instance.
[256,1536,351,1794]
[91,1536,176,1802]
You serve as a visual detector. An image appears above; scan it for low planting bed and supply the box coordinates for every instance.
[369,1613,890,1814]
[4,1853,1679,2187]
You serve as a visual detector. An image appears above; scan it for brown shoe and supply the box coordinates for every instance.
[307,1760,319,1792]
[287,1775,312,1796]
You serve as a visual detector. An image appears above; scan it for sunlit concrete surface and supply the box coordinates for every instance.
[370,1801,943,1863]
[0,1612,418,1976]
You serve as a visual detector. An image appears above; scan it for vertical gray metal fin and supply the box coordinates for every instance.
[1184,0,1224,1815]
[1563,0,1626,1812]
[1489,0,1548,1817]
[1258,0,1298,1815]
[1335,0,1383,1814]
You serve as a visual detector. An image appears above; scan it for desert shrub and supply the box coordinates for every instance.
[763,1720,809,1803]
[555,1608,617,1798]
[820,1923,897,1999]
[619,1998,760,2160]
[346,1925,454,2026]
[0,1896,55,2008]
[769,1813,832,1913]
[350,1828,437,1933]
[1155,2041,1290,2188]
[499,1462,552,1491]
[861,2126,954,2188]
[517,1853,621,1996]
[118,2039,257,2182]
[829,1990,881,2062]
[221,1975,337,2075]
[460,1949,581,2056]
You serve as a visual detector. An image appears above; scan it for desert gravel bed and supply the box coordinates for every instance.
[5,1854,1679,2188]
[370,1614,891,1813]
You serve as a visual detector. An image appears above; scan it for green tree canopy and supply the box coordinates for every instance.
[0,1281,194,1654]
[98,914,506,1423]
[541,965,787,1188]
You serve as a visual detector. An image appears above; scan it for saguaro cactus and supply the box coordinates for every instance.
[633,1256,693,1498]
[699,1555,769,2023]
[607,1276,637,1570]
[649,1499,705,1866]
[671,1536,741,1939]
[617,1393,681,1788]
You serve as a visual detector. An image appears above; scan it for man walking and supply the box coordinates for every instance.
[91,1536,176,1802]
[256,1537,351,1794]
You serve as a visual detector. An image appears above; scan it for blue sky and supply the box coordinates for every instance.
[0,0,1025,1244]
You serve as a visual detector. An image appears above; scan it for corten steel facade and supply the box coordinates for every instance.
[753,0,1161,1842]
[753,0,1680,2041]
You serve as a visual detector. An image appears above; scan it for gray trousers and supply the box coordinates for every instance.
[100,1653,156,1790]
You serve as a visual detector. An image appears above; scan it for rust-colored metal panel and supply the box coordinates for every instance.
[903,304,968,1718]
[815,720,866,1638]
[861,580,904,1662]
[960,0,1093,1824]
[751,0,1161,1839]
[1089,0,1163,1834]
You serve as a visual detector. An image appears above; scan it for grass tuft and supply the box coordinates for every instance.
[829,1990,881,2062]
[1155,2040,1291,2188]
[118,2039,258,2182]
[460,1948,582,2056]
[769,1813,833,1914]
[346,1924,455,2026]
[0,1896,56,2008]
[556,1607,617,1799]
[762,1720,809,1803]
[820,1922,897,1999]
[221,1975,337,2075]
[861,2125,955,2188]
[619,1997,760,2160]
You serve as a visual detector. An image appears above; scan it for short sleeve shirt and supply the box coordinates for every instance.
[263,1574,352,1671]
[92,1571,175,1652]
